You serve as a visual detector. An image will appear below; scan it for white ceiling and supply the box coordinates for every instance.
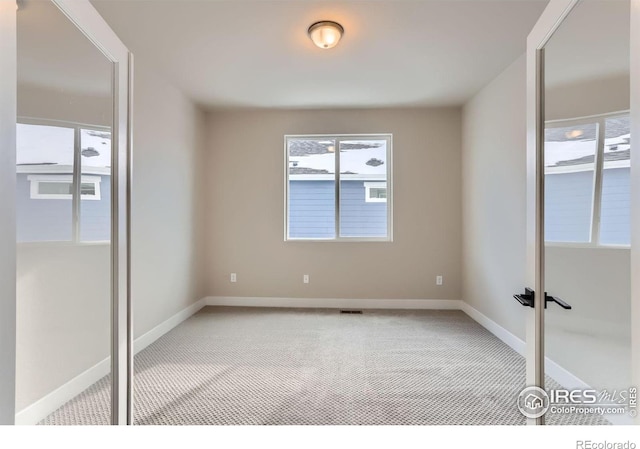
[91,0,549,109]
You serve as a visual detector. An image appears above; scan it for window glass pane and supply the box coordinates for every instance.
[600,116,631,245]
[287,138,336,239]
[544,123,597,243]
[80,183,96,196]
[39,181,73,195]
[339,139,388,238]
[16,123,75,242]
[80,128,111,241]
[370,188,386,199]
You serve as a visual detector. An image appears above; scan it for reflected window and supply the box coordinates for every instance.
[544,123,597,243]
[16,121,111,243]
[286,135,392,240]
[544,113,631,246]
[600,116,631,245]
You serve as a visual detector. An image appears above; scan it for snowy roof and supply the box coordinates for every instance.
[545,116,629,142]
[545,116,630,168]
[16,123,111,172]
[288,139,387,177]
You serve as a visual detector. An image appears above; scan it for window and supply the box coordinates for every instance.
[285,134,392,241]
[16,121,112,243]
[29,175,102,200]
[544,113,630,246]
[364,182,387,203]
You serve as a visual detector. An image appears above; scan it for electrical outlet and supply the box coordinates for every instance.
[303,274,310,284]
[436,275,443,286]
[230,273,237,283]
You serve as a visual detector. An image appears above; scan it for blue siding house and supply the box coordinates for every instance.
[288,179,388,239]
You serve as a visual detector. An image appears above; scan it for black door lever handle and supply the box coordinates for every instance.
[545,293,572,310]
[513,288,534,308]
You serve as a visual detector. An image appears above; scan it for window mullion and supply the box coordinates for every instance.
[72,126,82,243]
[334,138,340,240]
[591,119,606,246]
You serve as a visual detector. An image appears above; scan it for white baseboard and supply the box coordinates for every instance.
[459,301,591,388]
[460,301,632,425]
[460,301,526,355]
[15,297,208,425]
[206,296,462,310]
[15,358,112,426]
[134,297,207,354]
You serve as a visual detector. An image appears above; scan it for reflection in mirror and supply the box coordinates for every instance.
[16,0,113,424]
[543,0,631,425]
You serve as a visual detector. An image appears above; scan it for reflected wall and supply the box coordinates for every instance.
[15,0,114,424]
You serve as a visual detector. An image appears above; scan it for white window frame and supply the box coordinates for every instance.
[284,134,393,242]
[364,181,388,203]
[545,110,630,249]
[28,174,101,201]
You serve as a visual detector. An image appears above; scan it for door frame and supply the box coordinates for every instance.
[0,1,18,426]
[0,0,133,425]
[526,0,640,425]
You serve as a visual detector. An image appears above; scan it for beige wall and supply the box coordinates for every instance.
[205,108,462,301]
[545,73,630,121]
[545,246,630,391]
[17,83,112,127]
[16,245,111,410]
[131,58,207,337]
[462,54,528,339]
[15,57,207,412]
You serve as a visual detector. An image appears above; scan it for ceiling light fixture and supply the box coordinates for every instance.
[565,129,584,139]
[308,21,344,49]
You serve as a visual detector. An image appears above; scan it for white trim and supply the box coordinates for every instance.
[133,298,207,354]
[288,174,387,181]
[17,164,110,176]
[284,134,393,242]
[460,302,632,425]
[27,174,102,201]
[206,296,461,310]
[14,297,207,425]
[14,359,111,426]
[545,242,631,250]
[459,302,526,355]
[545,160,631,175]
[364,181,388,203]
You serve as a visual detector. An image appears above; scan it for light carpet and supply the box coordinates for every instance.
[41,307,609,425]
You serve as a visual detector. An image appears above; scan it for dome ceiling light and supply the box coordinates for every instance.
[308,21,344,49]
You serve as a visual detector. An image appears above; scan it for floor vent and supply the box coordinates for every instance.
[340,310,363,314]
